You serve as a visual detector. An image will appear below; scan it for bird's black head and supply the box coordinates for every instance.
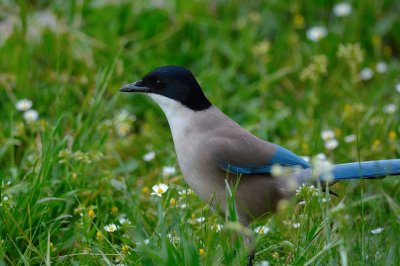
[120,66,212,111]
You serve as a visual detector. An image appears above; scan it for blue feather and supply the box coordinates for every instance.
[219,144,310,175]
[327,159,400,181]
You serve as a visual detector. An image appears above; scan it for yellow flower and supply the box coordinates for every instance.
[383,45,392,56]
[389,130,397,141]
[372,139,381,151]
[301,142,310,154]
[372,35,381,48]
[111,206,119,215]
[72,172,77,180]
[293,14,304,28]
[88,209,96,219]
[121,244,130,254]
[199,248,206,257]
[334,128,342,137]
[96,231,103,240]
[141,186,149,194]
[170,198,176,206]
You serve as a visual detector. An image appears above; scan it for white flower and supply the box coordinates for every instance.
[104,223,118,232]
[325,139,339,150]
[151,183,169,197]
[383,104,396,114]
[115,109,136,122]
[321,129,335,141]
[116,122,131,137]
[376,62,388,73]
[211,224,223,232]
[15,99,32,111]
[23,110,39,122]
[316,153,327,161]
[178,189,193,196]
[162,166,176,177]
[271,164,285,177]
[306,26,327,42]
[396,83,400,93]
[195,217,205,223]
[344,134,356,143]
[255,260,270,266]
[292,222,300,229]
[254,225,270,235]
[298,200,306,205]
[359,68,374,80]
[3,195,9,201]
[333,3,352,17]
[300,156,310,163]
[166,233,180,243]
[143,151,155,162]
[144,239,150,244]
[118,217,131,225]
[370,227,384,235]
[312,157,333,181]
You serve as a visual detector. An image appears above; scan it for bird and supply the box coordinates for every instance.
[120,65,400,264]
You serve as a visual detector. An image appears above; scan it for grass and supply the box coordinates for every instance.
[1,0,400,265]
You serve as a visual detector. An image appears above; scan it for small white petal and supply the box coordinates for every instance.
[359,68,374,80]
[292,223,300,229]
[118,217,131,225]
[151,183,169,197]
[300,156,310,163]
[396,83,400,93]
[211,224,223,232]
[104,223,118,232]
[325,139,339,150]
[383,104,396,114]
[370,227,384,235]
[255,260,270,266]
[306,26,327,42]
[316,153,327,161]
[143,151,155,162]
[162,166,176,177]
[333,3,352,17]
[344,134,356,143]
[321,129,335,141]
[254,225,270,235]
[15,99,32,111]
[271,164,284,177]
[23,109,39,122]
[195,217,205,223]
[376,62,388,73]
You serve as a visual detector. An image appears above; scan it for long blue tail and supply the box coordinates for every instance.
[332,159,400,180]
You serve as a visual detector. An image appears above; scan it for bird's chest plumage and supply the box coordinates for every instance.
[172,123,223,202]
[162,106,224,203]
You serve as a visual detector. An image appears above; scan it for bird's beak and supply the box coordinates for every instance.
[119,80,149,93]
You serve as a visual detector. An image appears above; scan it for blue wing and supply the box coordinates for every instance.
[218,144,310,175]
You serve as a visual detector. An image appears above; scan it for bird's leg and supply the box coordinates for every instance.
[244,235,256,266]
[247,248,256,266]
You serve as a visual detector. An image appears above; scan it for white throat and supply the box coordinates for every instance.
[148,94,195,139]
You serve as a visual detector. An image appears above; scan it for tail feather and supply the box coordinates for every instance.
[332,159,400,180]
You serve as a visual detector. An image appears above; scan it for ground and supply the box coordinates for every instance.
[0,1,399,265]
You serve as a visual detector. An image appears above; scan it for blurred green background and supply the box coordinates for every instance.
[0,0,399,265]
